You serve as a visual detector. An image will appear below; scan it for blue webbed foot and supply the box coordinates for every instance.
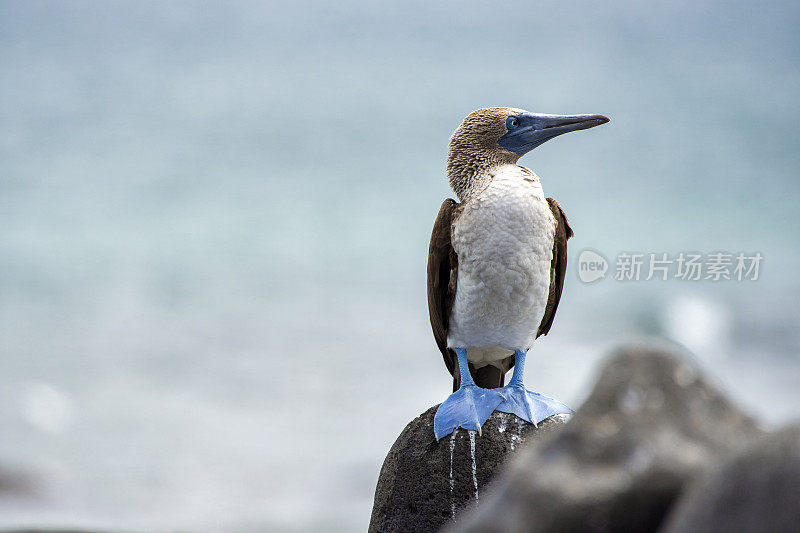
[496,349,573,426]
[434,348,505,440]
[496,385,572,425]
[434,382,506,440]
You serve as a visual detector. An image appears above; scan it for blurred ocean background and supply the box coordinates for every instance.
[1,1,799,531]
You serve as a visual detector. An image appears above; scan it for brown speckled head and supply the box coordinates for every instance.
[446,107,609,200]
[450,107,525,159]
[447,107,527,200]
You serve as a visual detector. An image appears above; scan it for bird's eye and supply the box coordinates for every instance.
[509,117,519,127]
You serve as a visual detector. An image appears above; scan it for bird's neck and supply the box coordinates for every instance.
[447,148,518,201]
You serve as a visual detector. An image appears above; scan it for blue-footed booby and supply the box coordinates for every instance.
[428,107,609,439]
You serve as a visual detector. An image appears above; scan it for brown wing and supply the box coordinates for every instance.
[427,199,459,378]
[537,198,574,337]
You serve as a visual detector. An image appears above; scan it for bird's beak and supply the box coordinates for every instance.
[499,113,610,155]
[534,114,609,135]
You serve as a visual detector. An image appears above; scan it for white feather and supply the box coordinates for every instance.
[447,164,556,368]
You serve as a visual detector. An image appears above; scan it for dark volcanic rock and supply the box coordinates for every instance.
[369,406,568,533]
[662,424,800,533]
[449,342,764,533]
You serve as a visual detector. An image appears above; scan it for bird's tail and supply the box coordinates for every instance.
[452,363,505,391]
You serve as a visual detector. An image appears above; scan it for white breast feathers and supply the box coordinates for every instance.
[447,165,556,366]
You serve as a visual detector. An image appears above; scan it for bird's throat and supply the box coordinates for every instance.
[447,150,514,201]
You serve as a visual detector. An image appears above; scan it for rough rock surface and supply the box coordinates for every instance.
[662,424,800,533]
[449,343,764,533]
[369,406,569,533]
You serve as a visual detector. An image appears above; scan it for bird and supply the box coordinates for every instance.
[427,107,609,440]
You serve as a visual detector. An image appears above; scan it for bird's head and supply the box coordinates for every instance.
[447,107,609,199]
[450,107,609,162]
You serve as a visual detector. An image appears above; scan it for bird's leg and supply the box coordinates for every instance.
[496,349,573,426]
[433,348,506,440]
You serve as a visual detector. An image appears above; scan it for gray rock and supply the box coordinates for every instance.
[0,463,39,499]
[662,424,800,533]
[369,406,569,533]
[449,342,764,533]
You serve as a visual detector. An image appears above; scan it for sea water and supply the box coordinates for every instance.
[1,1,799,531]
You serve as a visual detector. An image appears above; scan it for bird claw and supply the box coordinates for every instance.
[433,383,505,440]
[496,384,572,425]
